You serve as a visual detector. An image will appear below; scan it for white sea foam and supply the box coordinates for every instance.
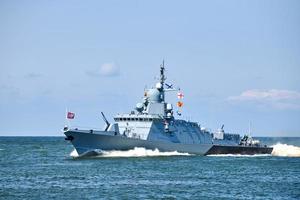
[70,147,190,158]
[70,149,79,157]
[271,143,300,157]
[70,143,300,158]
[99,147,191,157]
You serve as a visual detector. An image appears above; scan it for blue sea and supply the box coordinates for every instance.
[0,137,300,199]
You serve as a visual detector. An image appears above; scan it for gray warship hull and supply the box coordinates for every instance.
[64,129,213,155]
[64,129,273,156]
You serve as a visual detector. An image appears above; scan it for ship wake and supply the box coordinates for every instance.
[271,143,300,157]
[69,143,300,158]
[70,147,191,158]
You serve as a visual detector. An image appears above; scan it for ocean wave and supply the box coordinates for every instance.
[271,143,300,157]
[70,147,191,158]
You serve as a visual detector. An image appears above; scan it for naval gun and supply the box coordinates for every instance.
[101,112,120,134]
[101,112,110,131]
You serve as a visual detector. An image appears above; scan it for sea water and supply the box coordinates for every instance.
[0,137,299,199]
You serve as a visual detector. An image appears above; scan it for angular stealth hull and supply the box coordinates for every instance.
[64,129,273,156]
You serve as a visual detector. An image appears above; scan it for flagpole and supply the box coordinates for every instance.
[66,107,70,128]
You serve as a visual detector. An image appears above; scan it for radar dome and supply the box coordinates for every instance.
[156,82,162,90]
[136,103,144,112]
[147,88,161,102]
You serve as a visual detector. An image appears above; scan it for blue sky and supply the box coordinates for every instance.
[0,0,299,136]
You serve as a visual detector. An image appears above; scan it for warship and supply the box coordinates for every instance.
[63,62,273,156]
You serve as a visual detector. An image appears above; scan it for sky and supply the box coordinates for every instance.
[0,0,299,136]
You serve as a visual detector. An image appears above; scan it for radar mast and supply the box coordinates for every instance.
[159,60,166,102]
[160,60,166,87]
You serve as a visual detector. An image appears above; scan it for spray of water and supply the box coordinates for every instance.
[100,147,191,157]
[271,143,300,157]
[70,147,191,158]
[70,143,300,158]
[70,149,79,157]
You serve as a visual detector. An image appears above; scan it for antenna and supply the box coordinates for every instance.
[160,60,166,86]
[248,121,251,136]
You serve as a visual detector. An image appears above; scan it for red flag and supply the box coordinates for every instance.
[67,112,75,119]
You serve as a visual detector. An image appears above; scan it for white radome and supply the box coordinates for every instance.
[156,82,162,89]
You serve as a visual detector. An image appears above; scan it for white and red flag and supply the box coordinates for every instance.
[67,112,75,119]
[177,92,184,99]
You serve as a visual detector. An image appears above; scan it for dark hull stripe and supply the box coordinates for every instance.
[205,145,273,155]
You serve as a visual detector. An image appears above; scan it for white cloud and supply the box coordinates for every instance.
[86,62,120,77]
[228,89,300,110]
[100,63,120,76]
[228,89,300,101]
